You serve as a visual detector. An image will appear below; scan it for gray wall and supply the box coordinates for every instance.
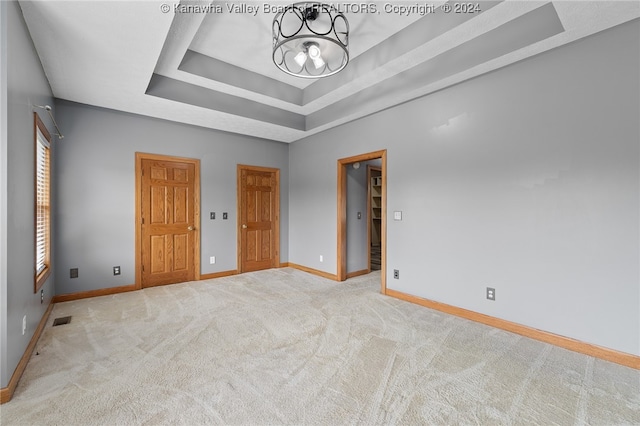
[0,0,8,388]
[346,163,367,273]
[2,0,57,387]
[53,100,289,295]
[289,21,640,356]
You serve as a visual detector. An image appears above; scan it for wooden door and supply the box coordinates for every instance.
[138,155,200,288]
[237,165,280,273]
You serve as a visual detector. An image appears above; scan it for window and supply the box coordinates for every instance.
[35,113,51,291]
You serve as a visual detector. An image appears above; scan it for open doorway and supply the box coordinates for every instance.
[337,150,387,294]
[367,164,382,272]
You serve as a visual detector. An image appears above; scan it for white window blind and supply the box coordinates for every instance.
[36,127,50,276]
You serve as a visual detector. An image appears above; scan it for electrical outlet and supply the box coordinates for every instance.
[22,315,26,335]
[210,256,216,264]
[393,269,399,279]
[319,255,323,262]
[70,268,78,278]
[40,289,44,304]
[113,266,121,276]
[486,287,496,301]
[210,212,215,220]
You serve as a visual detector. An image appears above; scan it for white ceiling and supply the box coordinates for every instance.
[189,5,427,89]
[19,1,640,143]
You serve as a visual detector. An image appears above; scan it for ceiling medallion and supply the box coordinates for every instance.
[272,2,349,78]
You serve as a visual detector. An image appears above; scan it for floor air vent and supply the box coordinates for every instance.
[52,316,72,326]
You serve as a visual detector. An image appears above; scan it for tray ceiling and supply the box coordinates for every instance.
[19,1,640,142]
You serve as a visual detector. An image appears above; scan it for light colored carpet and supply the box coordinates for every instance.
[2,268,639,425]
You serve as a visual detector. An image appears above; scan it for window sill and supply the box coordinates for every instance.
[35,267,51,293]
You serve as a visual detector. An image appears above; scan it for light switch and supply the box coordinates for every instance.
[394,211,402,221]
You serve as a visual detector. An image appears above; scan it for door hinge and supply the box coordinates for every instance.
[141,217,144,224]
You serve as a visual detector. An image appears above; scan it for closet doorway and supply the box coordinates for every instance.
[367,165,382,272]
[337,150,387,294]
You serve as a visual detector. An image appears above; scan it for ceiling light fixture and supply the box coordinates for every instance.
[272,2,349,79]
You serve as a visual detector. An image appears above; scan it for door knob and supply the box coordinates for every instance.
[242,224,247,229]
[187,226,195,231]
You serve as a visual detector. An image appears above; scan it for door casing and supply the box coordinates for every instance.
[337,150,387,293]
[135,152,201,289]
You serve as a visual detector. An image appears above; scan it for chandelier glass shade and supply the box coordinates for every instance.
[272,2,349,78]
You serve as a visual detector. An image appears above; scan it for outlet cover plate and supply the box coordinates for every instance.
[486,287,496,301]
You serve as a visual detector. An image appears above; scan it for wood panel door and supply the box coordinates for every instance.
[137,154,200,288]
[237,165,280,273]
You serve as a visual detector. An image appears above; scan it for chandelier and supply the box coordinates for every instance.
[272,2,349,78]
